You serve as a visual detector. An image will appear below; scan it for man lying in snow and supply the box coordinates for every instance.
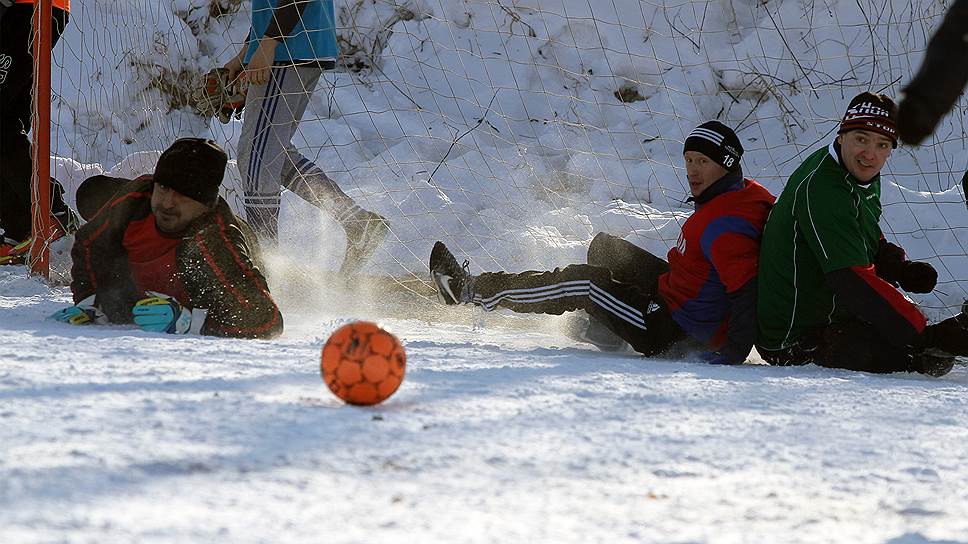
[50,138,283,339]
[756,92,968,377]
[430,121,776,365]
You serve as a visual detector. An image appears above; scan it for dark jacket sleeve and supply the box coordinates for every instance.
[873,237,907,285]
[722,278,757,361]
[873,236,938,293]
[70,182,150,323]
[263,0,310,40]
[704,217,763,359]
[825,265,927,349]
[898,0,968,144]
[180,208,283,339]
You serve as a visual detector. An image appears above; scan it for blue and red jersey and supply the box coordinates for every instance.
[658,176,775,348]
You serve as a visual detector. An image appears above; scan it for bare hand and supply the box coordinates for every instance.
[243,38,278,86]
[224,56,244,84]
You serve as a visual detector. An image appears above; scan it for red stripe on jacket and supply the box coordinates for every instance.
[194,216,281,337]
[849,264,927,333]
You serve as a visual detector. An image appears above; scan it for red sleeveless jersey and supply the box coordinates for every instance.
[15,0,70,12]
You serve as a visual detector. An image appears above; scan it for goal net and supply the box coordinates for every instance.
[31,0,968,319]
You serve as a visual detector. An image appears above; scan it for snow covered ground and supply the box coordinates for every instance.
[4,0,968,541]
[2,267,968,543]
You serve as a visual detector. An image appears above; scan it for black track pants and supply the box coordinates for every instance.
[586,231,669,294]
[470,233,685,356]
[758,319,916,373]
[0,5,72,242]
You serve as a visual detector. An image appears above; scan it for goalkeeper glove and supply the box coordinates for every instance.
[132,291,205,334]
[192,67,247,124]
[48,295,106,325]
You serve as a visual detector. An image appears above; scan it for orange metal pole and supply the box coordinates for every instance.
[29,0,53,278]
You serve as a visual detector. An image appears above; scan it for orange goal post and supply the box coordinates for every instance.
[29,0,53,277]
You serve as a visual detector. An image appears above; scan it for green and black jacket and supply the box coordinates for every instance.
[756,142,926,351]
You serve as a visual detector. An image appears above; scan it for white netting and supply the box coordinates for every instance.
[39,0,968,316]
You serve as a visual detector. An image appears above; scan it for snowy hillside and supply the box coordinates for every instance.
[4,0,968,541]
[44,0,968,315]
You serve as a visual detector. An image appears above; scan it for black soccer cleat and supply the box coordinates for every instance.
[911,348,956,378]
[429,241,471,305]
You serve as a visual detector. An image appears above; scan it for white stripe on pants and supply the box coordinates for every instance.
[238,64,367,238]
[469,263,684,355]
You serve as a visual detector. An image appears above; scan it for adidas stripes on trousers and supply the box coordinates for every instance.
[470,233,686,356]
[238,64,362,239]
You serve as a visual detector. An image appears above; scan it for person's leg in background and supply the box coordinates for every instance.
[280,150,388,276]
[430,240,685,356]
[239,64,388,274]
[0,5,75,246]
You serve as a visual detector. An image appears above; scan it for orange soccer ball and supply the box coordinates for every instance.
[320,321,406,406]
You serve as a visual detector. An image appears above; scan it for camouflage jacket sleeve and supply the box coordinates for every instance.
[70,180,152,323]
[178,202,283,339]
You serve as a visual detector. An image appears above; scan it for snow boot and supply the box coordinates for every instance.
[923,313,968,357]
[910,348,956,377]
[0,223,70,266]
[339,210,390,277]
[0,237,29,265]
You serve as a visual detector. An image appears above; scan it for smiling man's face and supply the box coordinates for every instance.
[837,129,893,183]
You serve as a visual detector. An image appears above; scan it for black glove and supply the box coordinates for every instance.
[962,171,968,211]
[874,238,937,293]
[874,239,906,281]
[895,261,938,293]
[921,315,968,356]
